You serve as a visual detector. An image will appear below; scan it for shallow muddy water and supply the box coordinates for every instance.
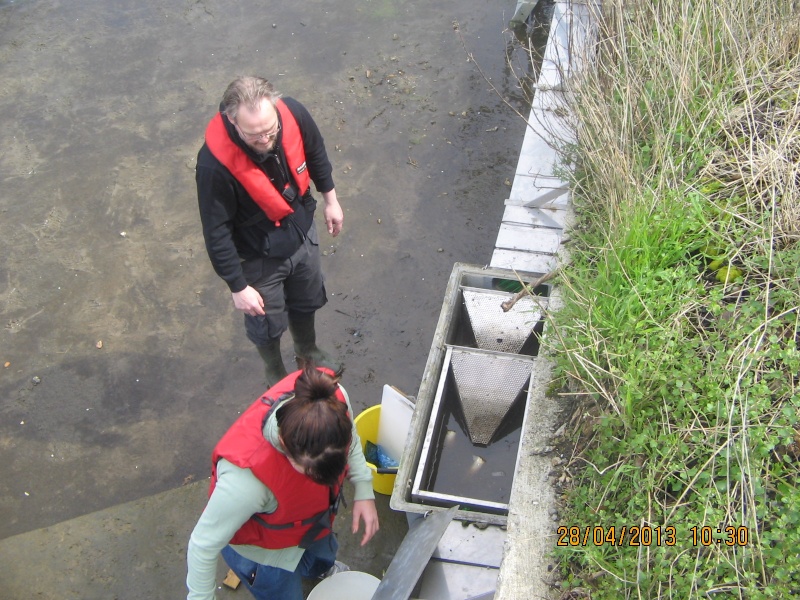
[0,0,539,539]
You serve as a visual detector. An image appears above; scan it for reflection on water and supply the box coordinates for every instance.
[506,0,556,105]
[423,378,529,507]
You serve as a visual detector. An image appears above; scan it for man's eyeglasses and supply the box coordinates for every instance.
[236,122,281,142]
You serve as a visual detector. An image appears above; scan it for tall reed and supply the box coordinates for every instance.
[547,0,800,596]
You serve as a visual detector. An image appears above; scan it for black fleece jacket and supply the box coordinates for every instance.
[196,97,335,293]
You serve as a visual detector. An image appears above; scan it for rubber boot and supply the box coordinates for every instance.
[256,338,289,387]
[288,312,339,371]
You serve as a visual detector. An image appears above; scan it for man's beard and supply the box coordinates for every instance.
[253,143,276,160]
[242,136,275,158]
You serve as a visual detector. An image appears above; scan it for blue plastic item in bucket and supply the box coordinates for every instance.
[354,405,397,495]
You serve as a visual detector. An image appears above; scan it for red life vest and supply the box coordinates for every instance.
[210,369,348,549]
[204,99,311,226]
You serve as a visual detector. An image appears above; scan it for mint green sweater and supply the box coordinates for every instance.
[186,390,374,600]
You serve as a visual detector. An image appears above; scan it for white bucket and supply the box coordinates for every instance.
[307,570,380,600]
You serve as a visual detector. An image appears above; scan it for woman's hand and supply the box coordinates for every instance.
[351,499,379,546]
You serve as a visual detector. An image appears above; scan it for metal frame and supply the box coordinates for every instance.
[390,263,549,526]
[411,345,538,514]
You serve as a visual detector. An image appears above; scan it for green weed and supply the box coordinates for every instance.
[542,0,800,596]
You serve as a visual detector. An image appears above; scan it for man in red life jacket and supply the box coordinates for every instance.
[196,76,343,385]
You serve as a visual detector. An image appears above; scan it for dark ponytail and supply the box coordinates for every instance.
[276,365,352,486]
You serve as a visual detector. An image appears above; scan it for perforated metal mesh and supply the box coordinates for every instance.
[450,349,533,445]
[462,288,544,354]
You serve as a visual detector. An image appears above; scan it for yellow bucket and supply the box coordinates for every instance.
[354,405,397,495]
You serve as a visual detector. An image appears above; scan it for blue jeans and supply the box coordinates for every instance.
[221,534,338,600]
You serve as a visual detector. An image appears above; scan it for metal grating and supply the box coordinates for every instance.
[450,349,532,445]
[462,288,543,354]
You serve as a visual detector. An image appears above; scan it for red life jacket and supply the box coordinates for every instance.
[204,99,311,226]
[210,369,348,549]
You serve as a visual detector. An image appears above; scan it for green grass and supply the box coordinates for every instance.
[539,0,800,597]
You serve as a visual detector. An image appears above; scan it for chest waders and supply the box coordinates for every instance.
[257,340,289,388]
[288,312,338,372]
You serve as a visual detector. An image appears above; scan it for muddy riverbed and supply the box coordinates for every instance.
[0,0,537,541]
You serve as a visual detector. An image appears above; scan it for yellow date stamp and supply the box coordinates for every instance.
[556,525,676,547]
[556,525,750,547]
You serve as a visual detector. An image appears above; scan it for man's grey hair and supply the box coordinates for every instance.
[220,76,282,121]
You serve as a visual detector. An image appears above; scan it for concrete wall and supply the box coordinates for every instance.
[493,2,600,598]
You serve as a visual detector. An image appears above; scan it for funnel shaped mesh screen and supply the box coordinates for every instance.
[462,289,543,353]
[450,350,532,445]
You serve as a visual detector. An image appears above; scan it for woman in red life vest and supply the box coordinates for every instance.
[186,366,379,600]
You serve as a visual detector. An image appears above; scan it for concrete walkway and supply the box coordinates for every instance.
[0,480,407,600]
[492,2,598,598]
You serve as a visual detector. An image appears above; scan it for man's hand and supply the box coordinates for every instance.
[322,190,343,237]
[232,286,265,316]
[351,499,379,546]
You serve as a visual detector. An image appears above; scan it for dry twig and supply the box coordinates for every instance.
[501,268,560,312]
